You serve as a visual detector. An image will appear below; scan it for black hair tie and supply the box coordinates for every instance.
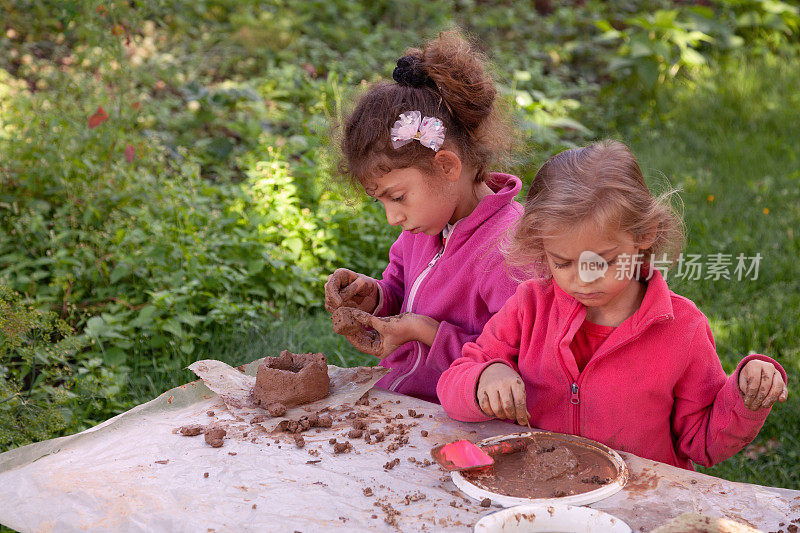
[393,56,433,88]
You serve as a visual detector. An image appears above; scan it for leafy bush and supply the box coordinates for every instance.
[0,284,131,450]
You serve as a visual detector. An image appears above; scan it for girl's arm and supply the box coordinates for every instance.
[671,321,788,467]
[436,285,527,422]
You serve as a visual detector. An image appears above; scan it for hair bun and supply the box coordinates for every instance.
[392,56,431,88]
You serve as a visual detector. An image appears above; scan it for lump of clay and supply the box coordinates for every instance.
[252,350,330,409]
[205,428,226,448]
[331,307,382,355]
[522,445,579,482]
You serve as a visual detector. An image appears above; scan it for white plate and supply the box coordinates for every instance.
[474,503,632,533]
[452,431,628,507]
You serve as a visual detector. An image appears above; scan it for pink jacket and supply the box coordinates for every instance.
[437,269,787,469]
[373,173,523,403]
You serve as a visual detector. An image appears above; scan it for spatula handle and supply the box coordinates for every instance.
[482,438,528,457]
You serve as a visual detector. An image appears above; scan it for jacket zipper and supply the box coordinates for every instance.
[570,382,580,434]
[388,241,448,391]
[563,313,672,435]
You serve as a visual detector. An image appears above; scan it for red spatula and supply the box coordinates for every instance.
[430,437,529,472]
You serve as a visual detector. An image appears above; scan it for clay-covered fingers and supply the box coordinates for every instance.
[478,390,501,419]
[324,269,357,313]
[757,371,787,410]
[739,360,788,410]
[330,306,382,357]
[510,378,530,426]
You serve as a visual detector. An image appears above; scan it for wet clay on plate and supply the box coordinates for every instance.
[251,350,330,408]
[462,433,619,499]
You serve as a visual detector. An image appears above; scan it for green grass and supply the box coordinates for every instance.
[124,310,377,406]
[615,49,800,489]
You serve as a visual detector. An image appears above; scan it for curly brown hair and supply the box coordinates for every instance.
[336,29,514,187]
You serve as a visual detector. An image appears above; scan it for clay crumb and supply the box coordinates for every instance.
[154,460,169,465]
[294,436,305,448]
[421,430,428,437]
[207,410,214,416]
[480,498,491,507]
[333,441,352,454]
[352,419,366,430]
[267,403,286,417]
[363,487,374,496]
[252,504,257,509]
[383,458,400,470]
[307,459,321,464]
[348,429,364,439]
[403,491,426,505]
[228,452,237,456]
[205,428,226,448]
[203,472,209,478]
[178,425,205,436]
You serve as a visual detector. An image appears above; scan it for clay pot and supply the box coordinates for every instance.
[252,350,330,408]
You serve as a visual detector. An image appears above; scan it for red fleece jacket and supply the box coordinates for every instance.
[437,270,787,469]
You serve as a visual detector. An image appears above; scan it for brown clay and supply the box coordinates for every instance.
[267,403,287,417]
[331,307,382,355]
[252,350,330,408]
[205,428,226,448]
[178,424,205,436]
[464,434,619,499]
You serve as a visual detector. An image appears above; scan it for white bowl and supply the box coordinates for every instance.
[474,503,632,533]
[452,431,628,508]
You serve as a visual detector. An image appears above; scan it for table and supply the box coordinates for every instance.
[1,362,797,532]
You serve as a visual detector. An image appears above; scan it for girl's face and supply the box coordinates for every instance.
[543,223,653,321]
[362,166,457,236]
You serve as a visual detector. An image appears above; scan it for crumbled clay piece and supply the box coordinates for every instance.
[383,458,400,470]
[363,487,373,497]
[205,428,226,448]
[420,430,428,437]
[348,429,364,439]
[333,442,351,454]
[329,438,337,444]
[268,403,286,417]
[352,419,366,430]
[178,425,205,436]
[155,460,169,465]
[252,504,257,509]
[207,411,214,416]
[203,472,209,478]
[294,436,305,448]
[480,498,491,507]
[317,414,333,427]
[250,415,268,424]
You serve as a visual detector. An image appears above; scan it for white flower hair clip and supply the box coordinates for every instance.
[390,111,446,152]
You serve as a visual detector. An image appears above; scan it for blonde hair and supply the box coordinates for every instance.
[505,139,685,279]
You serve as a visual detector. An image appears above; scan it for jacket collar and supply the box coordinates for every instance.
[552,264,674,334]
[444,173,522,245]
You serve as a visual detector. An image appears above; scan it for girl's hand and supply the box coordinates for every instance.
[324,268,379,314]
[332,308,438,359]
[477,363,530,426]
[738,359,788,410]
